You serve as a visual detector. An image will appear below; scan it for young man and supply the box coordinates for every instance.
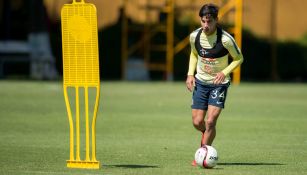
[186,4,243,165]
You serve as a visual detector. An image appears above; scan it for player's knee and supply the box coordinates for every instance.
[192,116,204,128]
[206,119,216,130]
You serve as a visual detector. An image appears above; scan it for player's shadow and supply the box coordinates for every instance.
[218,162,285,166]
[104,164,160,169]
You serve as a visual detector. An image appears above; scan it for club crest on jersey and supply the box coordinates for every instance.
[200,48,209,56]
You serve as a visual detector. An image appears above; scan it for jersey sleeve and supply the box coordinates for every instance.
[221,33,244,76]
[187,32,198,76]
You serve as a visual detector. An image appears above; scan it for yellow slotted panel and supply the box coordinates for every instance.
[61,0,100,169]
[61,0,99,87]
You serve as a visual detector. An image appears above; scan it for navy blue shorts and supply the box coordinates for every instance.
[191,79,230,110]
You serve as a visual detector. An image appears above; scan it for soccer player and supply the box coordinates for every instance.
[186,3,244,166]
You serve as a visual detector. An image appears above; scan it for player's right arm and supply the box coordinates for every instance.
[186,33,198,92]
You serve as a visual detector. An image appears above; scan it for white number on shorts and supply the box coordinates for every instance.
[211,90,225,99]
[219,91,225,99]
[211,90,218,99]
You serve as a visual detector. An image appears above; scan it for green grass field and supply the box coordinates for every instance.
[0,81,306,175]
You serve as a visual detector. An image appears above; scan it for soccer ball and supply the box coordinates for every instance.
[194,145,218,168]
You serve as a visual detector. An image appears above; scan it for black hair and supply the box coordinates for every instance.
[199,4,219,19]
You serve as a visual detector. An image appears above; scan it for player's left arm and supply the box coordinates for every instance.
[213,34,244,84]
[221,34,244,76]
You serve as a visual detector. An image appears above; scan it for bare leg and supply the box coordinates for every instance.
[201,105,222,145]
[192,109,206,133]
[191,109,207,166]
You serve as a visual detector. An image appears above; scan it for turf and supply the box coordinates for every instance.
[0,81,306,175]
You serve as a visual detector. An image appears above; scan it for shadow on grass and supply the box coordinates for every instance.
[104,164,160,169]
[218,162,285,166]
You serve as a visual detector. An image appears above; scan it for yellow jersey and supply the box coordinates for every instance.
[188,27,244,84]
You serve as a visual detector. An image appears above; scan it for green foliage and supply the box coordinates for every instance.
[277,41,307,80]
[0,81,307,175]
[298,33,307,46]
[241,29,307,81]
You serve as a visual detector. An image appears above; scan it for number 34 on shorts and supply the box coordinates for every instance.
[210,88,226,105]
